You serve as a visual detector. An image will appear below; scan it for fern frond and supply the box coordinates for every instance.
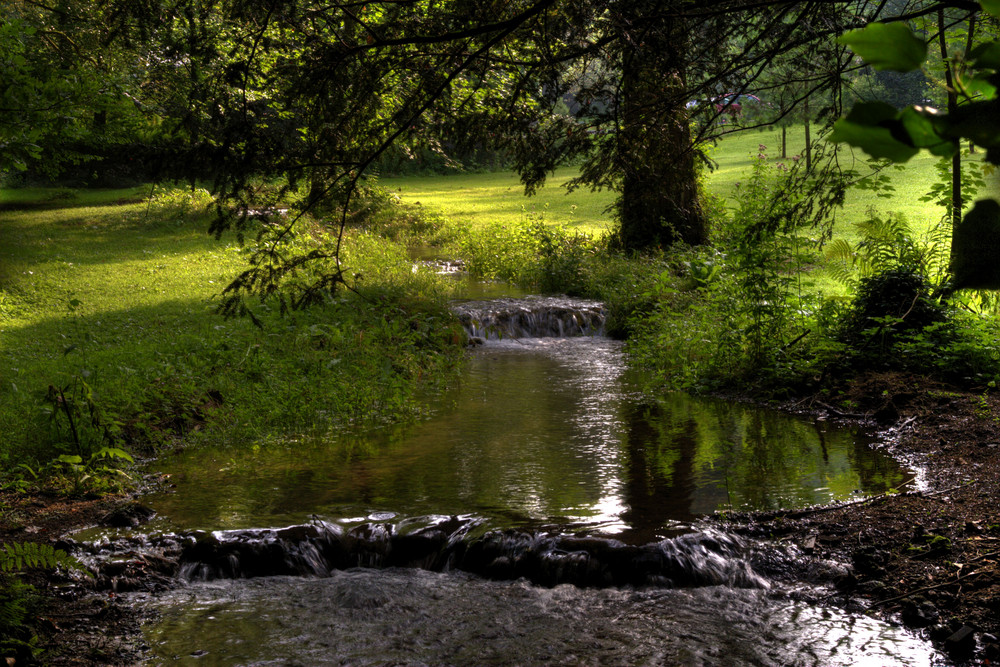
[0,586,30,628]
[0,542,85,574]
[824,239,857,287]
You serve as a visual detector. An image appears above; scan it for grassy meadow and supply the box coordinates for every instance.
[381,125,998,246]
[377,170,616,235]
[0,187,464,482]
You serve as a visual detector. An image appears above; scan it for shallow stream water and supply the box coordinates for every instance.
[143,336,908,542]
[144,570,939,666]
[121,296,943,665]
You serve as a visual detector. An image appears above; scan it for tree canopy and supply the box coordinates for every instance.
[4,0,998,306]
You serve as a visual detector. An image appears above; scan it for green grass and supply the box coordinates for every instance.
[0,185,149,208]
[380,125,997,248]
[0,189,464,480]
[378,170,615,236]
[709,126,997,232]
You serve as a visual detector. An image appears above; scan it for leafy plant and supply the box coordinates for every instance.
[0,575,40,662]
[722,148,813,370]
[626,151,823,392]
[51,447,134,496]
[0,543,85,574]
[975,389,995,420]
[456,218,600,295]
[0,464,39,494]
[919,155,991,219]
[839,269,948,350]
[42,379,122,459]
[1,543,88,662]
[535,223,596,295]
[144,186,214,221]
[38,297,128,467]
[824,208,950,294]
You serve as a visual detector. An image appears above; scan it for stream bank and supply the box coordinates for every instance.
[2,366,999,664]
[736,371,1000,664]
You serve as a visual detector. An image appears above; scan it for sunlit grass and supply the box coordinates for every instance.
[0,194,464,470]
[379,125,992,249]
[0,203,242,331]
[378,170,615,236]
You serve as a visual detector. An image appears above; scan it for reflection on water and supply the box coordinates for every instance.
[147,337,908,543]
[134,331,937,667]
[144,569,939,667]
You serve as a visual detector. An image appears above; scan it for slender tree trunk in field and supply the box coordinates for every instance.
[617,7,706,251]
[939,8,964,232]
[803,99,812,171]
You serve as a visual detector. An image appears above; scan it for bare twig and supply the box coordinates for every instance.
[869,570,983,608]
[815,401,869,419]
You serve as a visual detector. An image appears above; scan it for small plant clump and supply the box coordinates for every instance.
[0,543,88,662]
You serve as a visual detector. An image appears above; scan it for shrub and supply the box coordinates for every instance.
[838,269,947,348]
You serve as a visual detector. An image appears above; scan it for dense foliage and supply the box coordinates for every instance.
[4,0,950,311]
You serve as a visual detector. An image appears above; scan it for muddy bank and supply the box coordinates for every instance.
[3,371,1000,665]
[0,493,153,665]
[729,372,1000,664]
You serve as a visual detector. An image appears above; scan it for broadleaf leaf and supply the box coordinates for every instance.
[838,23,927,72]
[981,0,1000,19]
[829,102,920,162]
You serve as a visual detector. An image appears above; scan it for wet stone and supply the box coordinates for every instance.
[901,598,938,628]
[101,502,156,528]
[929,624,954,641]
[386,531,449,569]
[944,625,976,661]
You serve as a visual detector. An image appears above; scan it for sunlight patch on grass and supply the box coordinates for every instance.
[379,170,614,235]
[380,125,984,249]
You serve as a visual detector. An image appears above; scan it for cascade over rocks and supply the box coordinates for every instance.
[75,518,768,591]
[453,296,606,340]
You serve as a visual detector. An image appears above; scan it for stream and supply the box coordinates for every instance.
[82,295,946,665]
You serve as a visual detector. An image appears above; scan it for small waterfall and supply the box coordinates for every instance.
[453,296,606,340]
[177,523,345,580]
[146,518,768,589]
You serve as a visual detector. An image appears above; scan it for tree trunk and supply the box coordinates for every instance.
[617,9,706,251]
[939,8,962,231]
[803,99,812,171]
